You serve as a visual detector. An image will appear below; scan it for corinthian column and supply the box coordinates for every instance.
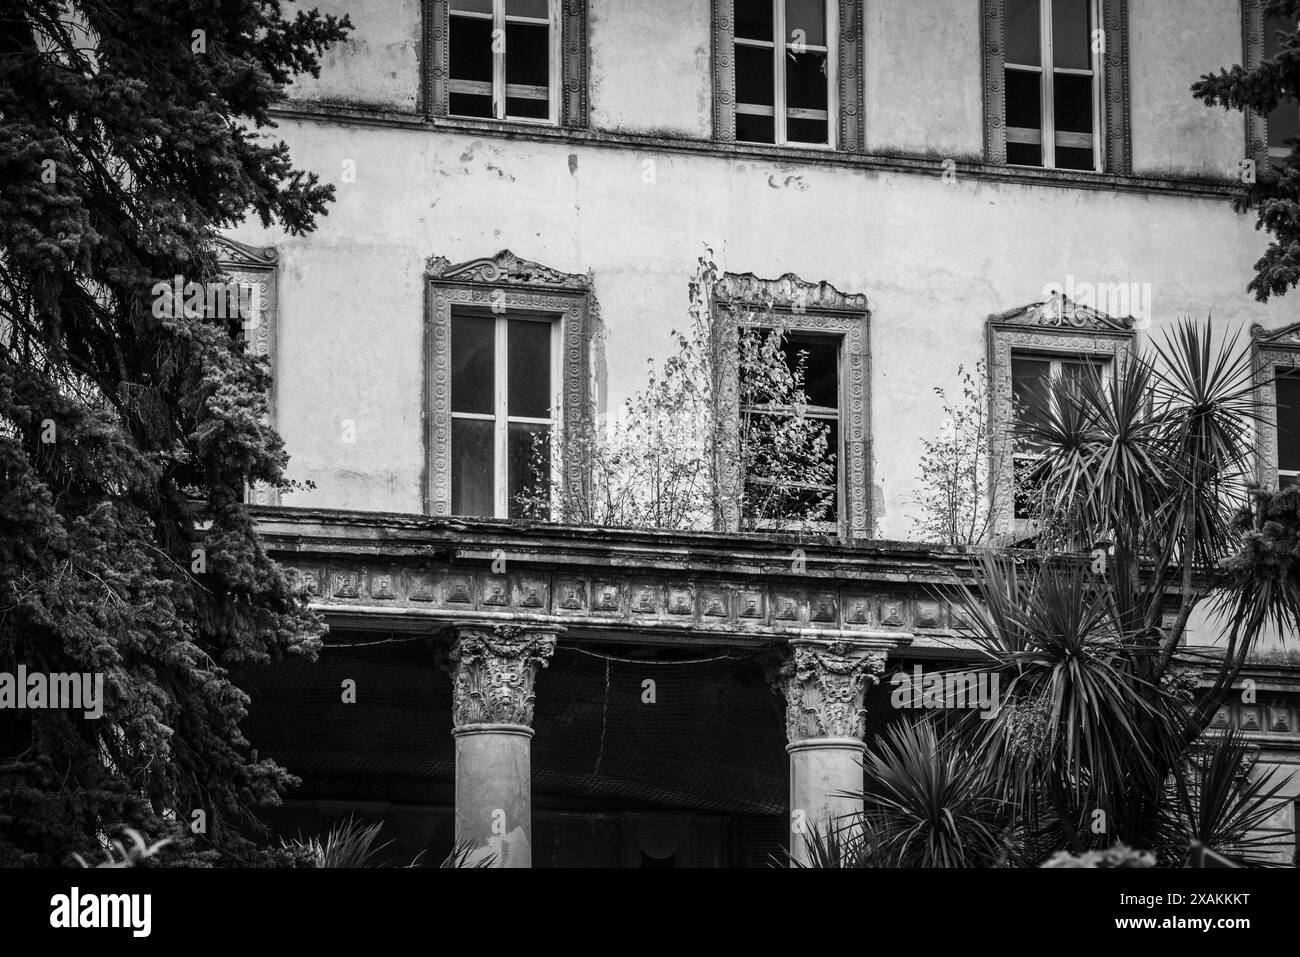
[778,640,886,866]
[449,624,558,868]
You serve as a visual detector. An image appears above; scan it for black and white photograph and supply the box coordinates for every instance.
[1,0,1298,939]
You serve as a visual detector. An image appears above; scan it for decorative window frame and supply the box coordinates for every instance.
[987,294,1135,535]
[424,0,588,128]
[981,0,1131,174]
[424,250,594,517]
[216,237,280,507]
[1250,321,1300,489]
[711,0,865,152]
[712,271,871,539]
[1243,0,1269,170]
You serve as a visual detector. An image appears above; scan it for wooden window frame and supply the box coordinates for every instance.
[713,0,864,152]
[449,311,562,518]
[425,0,588,128]
[983,0,1130,174]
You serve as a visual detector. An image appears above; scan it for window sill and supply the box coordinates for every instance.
[272,100,1243,200]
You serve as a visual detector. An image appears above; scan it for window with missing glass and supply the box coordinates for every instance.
[739,331,841,526]
[984,0,1129,173]
[713,0,864,151]
[426,0,588,127]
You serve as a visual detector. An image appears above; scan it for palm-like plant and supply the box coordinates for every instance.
[860,718,1012,867]
[964,318,1289,855]
[1158,727,1295,867]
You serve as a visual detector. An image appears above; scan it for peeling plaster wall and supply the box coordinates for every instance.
[285,0,421,111]
[1129,0,1245,178]
[588,0,713,138]
[232,119,1292,547]
[863,0,984,158]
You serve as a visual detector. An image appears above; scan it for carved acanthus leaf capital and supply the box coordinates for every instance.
[450,625,558,728]
[779,641,886,743]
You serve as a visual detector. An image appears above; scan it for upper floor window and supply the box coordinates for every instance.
[1265,14,1300,161]
[734,0,835,146]
[712,271,871,538]
[983,0,1129,174]
[739,330,840,526]
[425,251,593,519]
[1004,0,1101,171]
[987,294,1134,536]
[451,312,557,517]
[713,0,864,152]
[426,0,588,127]
[448,0,554,121]
[1010,352,1109,518]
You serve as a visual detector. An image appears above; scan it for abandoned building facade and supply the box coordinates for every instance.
[228,0,1300,865]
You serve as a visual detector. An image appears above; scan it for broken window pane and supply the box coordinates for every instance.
[1052,0,1092,70]
[451,0,492,13]
[452,313,495,414]
[1007,141,1043,166]
[1005,0,1041,66]
[782,336,838,408]
[786,50,828,110]
[1055,146,1094,170]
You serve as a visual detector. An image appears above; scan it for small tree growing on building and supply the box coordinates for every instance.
[517,251,834,534]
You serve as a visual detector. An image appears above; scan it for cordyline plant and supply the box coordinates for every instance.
[518,250,834,534]
[0,1,349,865]
[947,318,1297,864]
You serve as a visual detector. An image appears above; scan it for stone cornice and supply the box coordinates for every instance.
[987,294,1135,333]
[267,102,1243,201]
[214,236,278,269]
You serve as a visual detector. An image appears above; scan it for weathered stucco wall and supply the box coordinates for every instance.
[863,0,984,158]
[1129,0,1245,178]
[286,0,421,110]
[231,117,1291,544]
[588,0,714,138]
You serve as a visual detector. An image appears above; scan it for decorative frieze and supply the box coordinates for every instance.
[449,625,559,729]
[778,640,886,743]
[279,556,984,641]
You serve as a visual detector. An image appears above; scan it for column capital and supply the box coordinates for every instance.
[777,639,887,745]
[449,623,560,730]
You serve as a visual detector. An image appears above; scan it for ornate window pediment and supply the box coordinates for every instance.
[424,250,594,518]
[1251,321,1300,490]
[987,293,1136,536]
